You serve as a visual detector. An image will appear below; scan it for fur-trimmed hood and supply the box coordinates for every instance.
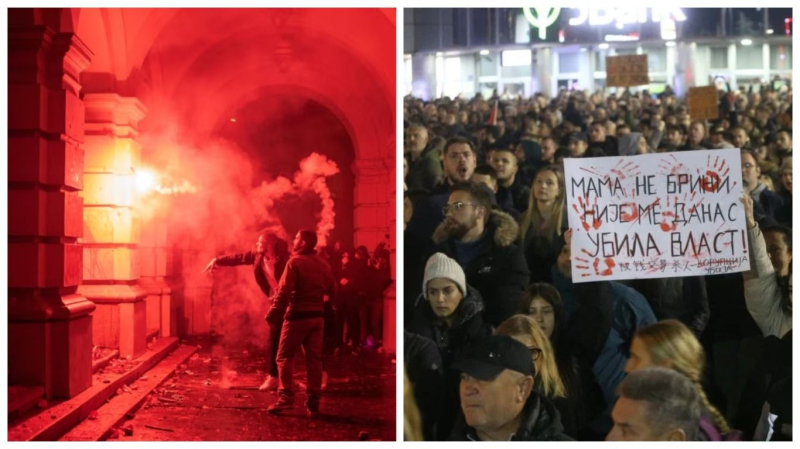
[432,209,520,248]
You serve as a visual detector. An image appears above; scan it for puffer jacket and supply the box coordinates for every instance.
[408,285,492,440]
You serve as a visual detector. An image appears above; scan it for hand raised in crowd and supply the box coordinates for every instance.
[557,228,574,278]
[739,194,756,230]
[203,258,218,273]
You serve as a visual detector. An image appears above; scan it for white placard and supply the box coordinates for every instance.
[564,149,750,283]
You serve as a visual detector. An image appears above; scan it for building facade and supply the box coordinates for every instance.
[405,8,793,99]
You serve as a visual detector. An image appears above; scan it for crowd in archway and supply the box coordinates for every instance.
[403,83,792,441]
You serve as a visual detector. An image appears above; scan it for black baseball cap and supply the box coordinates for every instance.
[450,335,534,381]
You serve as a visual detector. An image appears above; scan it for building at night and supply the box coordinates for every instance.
[7,7,396,413]
[405,8,792,99]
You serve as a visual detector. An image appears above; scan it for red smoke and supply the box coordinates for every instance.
[253,152,340,247]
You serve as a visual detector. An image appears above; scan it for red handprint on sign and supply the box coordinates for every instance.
[607,158,641,181]
[575,249,616,277]
[572,196,602,231]
[659,196,678,232]
[658,154,689,176]
[619,202,639,222]
[696,154,728,193]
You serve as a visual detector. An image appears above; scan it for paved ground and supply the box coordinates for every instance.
[114,335,395,441]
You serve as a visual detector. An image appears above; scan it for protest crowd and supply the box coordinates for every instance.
[402,83,792,441]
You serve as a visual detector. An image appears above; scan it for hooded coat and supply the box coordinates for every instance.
[617,132,643,156]
[449,391,573,441]
[431,209,531,327]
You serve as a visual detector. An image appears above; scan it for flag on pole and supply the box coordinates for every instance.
[488,100,498,125]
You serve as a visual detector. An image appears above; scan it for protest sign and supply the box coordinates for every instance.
[688,86,720,120]
[564,149,749,283]
[605,54,649,87]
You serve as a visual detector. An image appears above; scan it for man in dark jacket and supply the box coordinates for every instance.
[204,233,289,391]
[589,121,619,156]
[406,124,443,191]
[489,148,531,215]
[266,230,336,416]
[428,182,530,326]
[450,334,573,441]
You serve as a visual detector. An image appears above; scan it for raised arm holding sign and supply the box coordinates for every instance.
[564,149,750,283]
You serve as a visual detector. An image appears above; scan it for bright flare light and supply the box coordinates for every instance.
[135,169,157,193]
[741,38,753,46]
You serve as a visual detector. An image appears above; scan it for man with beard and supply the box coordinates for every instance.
[426,182,529,326]
[203,233,290,391]
[731,127,751,150]
[266,230,336,417]
[661,125,686,152]
[406,136,479,243]
[489,148,530,215]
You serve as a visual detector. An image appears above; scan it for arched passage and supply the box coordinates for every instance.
[8,7,395,402]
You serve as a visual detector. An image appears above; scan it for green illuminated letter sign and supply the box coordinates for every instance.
[523,7,561,40]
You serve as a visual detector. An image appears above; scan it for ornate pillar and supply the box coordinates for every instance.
[79,93,148,358]
[8,23,96,398]
[352,150,396,354]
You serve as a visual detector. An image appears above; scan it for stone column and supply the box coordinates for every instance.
[140,221,180,338]
[8,24,95,399]
[352,152,396,354]
[79,93,148,358]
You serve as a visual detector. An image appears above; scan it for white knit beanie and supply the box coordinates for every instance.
[423,253,467,296]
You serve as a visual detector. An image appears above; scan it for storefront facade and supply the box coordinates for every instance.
[405,8,792,100]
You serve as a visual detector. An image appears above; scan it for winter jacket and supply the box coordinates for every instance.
[405,331,444,442]
[626,276,710,338]
[408,285,491,366]
[750,183,785,223]
[407,145,443,191]
[266,250,336,322]
[496,176,531,215]
[744,226,792,338]
[215,250,289,299]
[449,391,573,441]
[432,210,531,327]
[552,267,656,436]
[405,182,450,247]
[588,136,618,157]
[521,207,568,284]
[408,285,492,440]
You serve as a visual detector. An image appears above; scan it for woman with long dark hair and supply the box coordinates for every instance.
[519,166,567,283]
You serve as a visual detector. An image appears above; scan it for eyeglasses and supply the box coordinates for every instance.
[527,346,542,361]
[442,201,478,215]
[743,163,756,170]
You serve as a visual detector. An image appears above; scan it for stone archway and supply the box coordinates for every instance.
[8,7,395,400]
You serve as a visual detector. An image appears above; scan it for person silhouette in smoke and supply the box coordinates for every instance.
[203,233,290,391]
[265,229,337,417]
